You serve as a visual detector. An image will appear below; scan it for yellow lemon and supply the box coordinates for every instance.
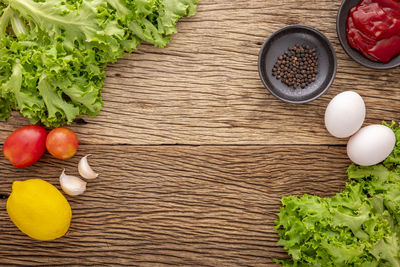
[7,179,72,241]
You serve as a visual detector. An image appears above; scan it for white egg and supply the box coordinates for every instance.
[347,124,395,166]
[325,91,366,138]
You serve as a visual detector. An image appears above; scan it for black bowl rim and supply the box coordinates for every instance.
[336,0,400,70]
[258,24,337,104]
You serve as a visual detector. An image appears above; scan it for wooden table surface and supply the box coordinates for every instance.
[1,0,400,266]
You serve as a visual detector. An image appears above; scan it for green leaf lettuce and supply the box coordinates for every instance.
[276,122,400,266]
[0,0,198,126]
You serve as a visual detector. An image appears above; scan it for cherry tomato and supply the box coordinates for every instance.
[46,128,78,159]
[3,125,47,168]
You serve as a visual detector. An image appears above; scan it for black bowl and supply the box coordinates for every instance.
[258,25,337,104]
[337,0,400,69]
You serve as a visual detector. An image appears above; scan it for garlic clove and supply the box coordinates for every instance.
[60,169,87,196]
[78,155,99,179]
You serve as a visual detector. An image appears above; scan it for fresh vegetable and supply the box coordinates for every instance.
[3,125,47,168]
[46,128,79,159]
[60,169,87,196]
[78,155,99,179]
[0,0,198,127]
[275,122,400,266]
[7,179,71,241]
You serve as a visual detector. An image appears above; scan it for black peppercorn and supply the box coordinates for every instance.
[272,44,319,89]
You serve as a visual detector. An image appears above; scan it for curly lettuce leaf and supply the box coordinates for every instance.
[0,22,107,126]
[124,0,198,47]
[157,0,198,35]
[276,123,400,266]
[5,0,125,56]
[0,0,198,127]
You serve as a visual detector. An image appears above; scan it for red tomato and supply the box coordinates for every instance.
[3,125,47,168]
[46,128,78,159]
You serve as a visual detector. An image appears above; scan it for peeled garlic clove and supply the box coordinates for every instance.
[60,169,87,196]
[78,155,99,179]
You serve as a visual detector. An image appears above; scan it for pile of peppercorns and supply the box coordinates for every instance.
[272,44,319,89]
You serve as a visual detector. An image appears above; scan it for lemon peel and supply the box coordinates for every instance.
[7,179,72,241]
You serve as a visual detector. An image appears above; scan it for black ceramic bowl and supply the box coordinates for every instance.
[258,25,337,104]
[337,0,400,69]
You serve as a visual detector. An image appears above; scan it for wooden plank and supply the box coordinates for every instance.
[0,145,349,266]
[2,0,399,145]
[0,0,397,266]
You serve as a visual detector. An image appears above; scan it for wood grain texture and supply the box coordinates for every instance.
[0,145,349,266]
[1,0,399,145]
[0,0,398,265]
